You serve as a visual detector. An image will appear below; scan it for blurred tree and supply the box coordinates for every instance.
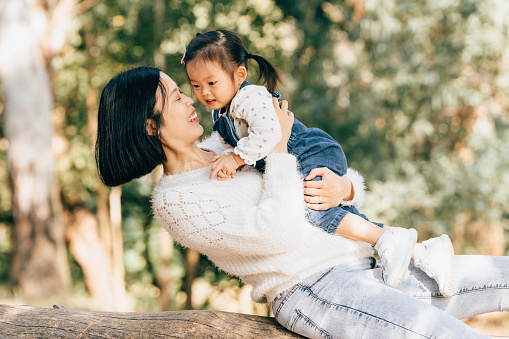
[0,0,71,299]
[274,0,509,254]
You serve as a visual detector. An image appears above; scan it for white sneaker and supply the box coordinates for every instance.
[374,227,418,288]
[413,235,456,297]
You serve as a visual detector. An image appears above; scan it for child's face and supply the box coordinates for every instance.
[186,60,245,110]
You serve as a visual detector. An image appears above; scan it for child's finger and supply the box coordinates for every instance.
[211,155,221,162]
[217,171,230,181]
[210,164,221,180]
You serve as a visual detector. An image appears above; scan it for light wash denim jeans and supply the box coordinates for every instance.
[272,255,509,338]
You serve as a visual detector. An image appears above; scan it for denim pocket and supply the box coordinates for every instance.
[289,309,332,339]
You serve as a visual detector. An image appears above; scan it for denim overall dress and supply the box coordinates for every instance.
[212,81,383,233]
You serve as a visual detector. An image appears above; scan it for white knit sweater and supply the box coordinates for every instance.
[152,135,374,303]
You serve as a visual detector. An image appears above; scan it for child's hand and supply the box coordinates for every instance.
[217,169,236,181]
[209,154,244,180]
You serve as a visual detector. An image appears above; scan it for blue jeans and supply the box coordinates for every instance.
[272,255,509,338]
[288,119,383,232]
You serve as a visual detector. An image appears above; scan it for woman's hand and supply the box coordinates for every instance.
[304,168,354,210]
[272,98,294,153]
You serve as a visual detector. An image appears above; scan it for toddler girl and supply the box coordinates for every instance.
[181,29,455,296]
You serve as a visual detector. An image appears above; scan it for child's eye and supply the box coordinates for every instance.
[208,81,216,86]
[192,84,199,88]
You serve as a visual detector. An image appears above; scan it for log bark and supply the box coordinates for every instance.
[0,304,304,338]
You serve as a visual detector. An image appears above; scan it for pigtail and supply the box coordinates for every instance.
[183,29,283,94]
[248,54,282,94]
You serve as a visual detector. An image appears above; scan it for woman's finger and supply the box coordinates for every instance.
[303,187,322,197]
[305,167,327,181]
[272,98,293,153]
[304,195,322,204]
[307,203,330,211]
[279,99,288,114]
[304,180,326,189]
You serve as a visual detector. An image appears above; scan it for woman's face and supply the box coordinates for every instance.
[155,72,203,150]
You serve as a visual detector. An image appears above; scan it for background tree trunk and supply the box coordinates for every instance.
[152,0,174,312]
[185,249,200,310]
[0,0,70,300]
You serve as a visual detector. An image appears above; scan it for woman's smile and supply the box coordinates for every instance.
[188,109,199,123]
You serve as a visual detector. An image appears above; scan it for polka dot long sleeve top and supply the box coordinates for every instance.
[226,85,282,166]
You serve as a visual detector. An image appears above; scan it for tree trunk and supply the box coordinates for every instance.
[158,228,173,311]
[0,0,70,300]
[76,23,129,310]
[65,208,122,311]
[108,186,130,310]
[152,0,174,312]
[185,248,200,310]
[0,304,304,338]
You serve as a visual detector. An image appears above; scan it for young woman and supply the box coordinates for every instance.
[95,66,508,338]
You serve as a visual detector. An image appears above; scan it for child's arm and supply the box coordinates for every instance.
[230,85,282,166]
[335,212,388,245]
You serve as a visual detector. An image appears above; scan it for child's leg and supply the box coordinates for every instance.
[334,212,387,244]
[336,213,456,296]
[335,213,417,288]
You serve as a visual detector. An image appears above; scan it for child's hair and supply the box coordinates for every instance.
[181,30,282,94]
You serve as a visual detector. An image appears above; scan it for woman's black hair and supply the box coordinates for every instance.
[181,30,282,93]
[95,66,167,187]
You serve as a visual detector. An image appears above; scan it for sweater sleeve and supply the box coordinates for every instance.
[152,153,306,257]
[341,168,366,209]
[230,86,282,165]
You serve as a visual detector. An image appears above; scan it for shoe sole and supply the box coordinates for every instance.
[439,235,456,298]
[387,228,418,288]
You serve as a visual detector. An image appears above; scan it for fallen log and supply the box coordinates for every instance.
[0,304,304,338]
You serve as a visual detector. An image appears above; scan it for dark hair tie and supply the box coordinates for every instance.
[247,53,254,59]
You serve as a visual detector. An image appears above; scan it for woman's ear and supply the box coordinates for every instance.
[146,119,157,136]
[235,66,248,85]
